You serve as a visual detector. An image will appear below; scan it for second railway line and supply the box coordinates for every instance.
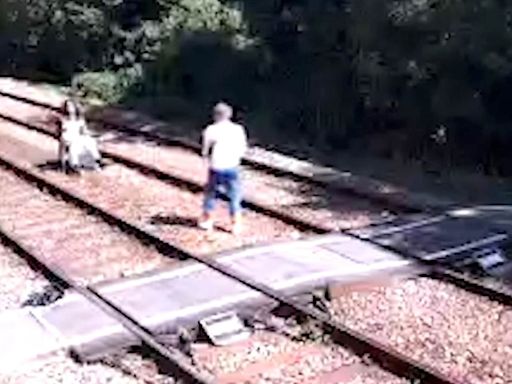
[0,162,173,284]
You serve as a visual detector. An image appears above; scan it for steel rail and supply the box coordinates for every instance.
[0,89,426,213]
[0,181,213,383]
[0,93,509,381]
[0,110,398,234]
[0,153,459,384]
[1,103,511,316]
[2,110,510,312]
[432,268,512,307]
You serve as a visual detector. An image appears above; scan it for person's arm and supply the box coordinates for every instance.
[241,127,248,154]
[79,119,91,136]
[57,118,63,137]
[238,126,248,157]
[201,127,213,158]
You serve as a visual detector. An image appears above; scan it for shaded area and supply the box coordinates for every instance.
[150,214,199,230]
[22,285,64,307]
[150,213,234,234]
[3,0,512,178]
[35,160,62,172]
[373,217,507,261]
[365,211,512,292]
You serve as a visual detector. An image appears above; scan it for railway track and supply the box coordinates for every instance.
[0,166,215,383]
[0,87,415,233]
[0,238,50,310]
[0,86,431,214]
[0,120,308,254]
[0,165,176,284]
[0,240,209,384]
[0,85,511,382]
[0,131,457,382]
[1,154,460,383]
[0,87,508,280]
[0,88,510,300]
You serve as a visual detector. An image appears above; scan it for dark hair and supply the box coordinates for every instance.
[62,99,84,119]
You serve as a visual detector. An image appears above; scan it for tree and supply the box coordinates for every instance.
[4,0,512,174]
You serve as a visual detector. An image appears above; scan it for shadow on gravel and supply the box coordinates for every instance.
[22,285,64,307]
[35,160,62,171]
[150,214,198,229]
[35,160,111,174]
[150,213,233,234]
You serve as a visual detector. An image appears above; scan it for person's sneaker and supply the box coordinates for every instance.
[231,222,242,235]
[198,220,214,231]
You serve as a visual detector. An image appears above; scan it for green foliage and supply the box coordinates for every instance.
[72,71,122,103]
[4,0,512,175]
[72,66,141,103]
[0,0,111,77]
[159,0,244,34]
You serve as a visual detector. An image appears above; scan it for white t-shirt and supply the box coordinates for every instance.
[202,120,248,171]
[60,118,85,144]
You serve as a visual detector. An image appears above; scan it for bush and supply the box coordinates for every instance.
[72,71,121,103]
[71,67,142,103]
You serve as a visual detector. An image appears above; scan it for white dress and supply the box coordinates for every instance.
[61,118,100,168]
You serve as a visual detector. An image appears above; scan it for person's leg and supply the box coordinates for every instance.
[85,136,101,170]
[83,136,101,166]
[58,140,67,170]
[199,169,218,230]
[67,142,81,172]
[226,168,242,234]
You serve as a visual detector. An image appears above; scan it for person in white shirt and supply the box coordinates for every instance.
[58,99,101,172]
[198,102,248,234]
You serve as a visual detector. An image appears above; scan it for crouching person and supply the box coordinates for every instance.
[58,99,101,172]
[198,102,248,235]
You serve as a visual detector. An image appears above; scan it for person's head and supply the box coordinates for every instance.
[62,99,83,120]
[212,102,233,123]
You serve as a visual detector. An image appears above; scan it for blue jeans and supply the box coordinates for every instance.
[203,168,242,216]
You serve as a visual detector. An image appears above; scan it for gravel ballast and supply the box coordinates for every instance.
[0,167,171,284]
[0,87,397,233]
[100,140,396,231]
[193,331,408,384]
[0,244,49,311]
[0,122,307,255]
[331,277,512,384]
[0,352,175,384]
